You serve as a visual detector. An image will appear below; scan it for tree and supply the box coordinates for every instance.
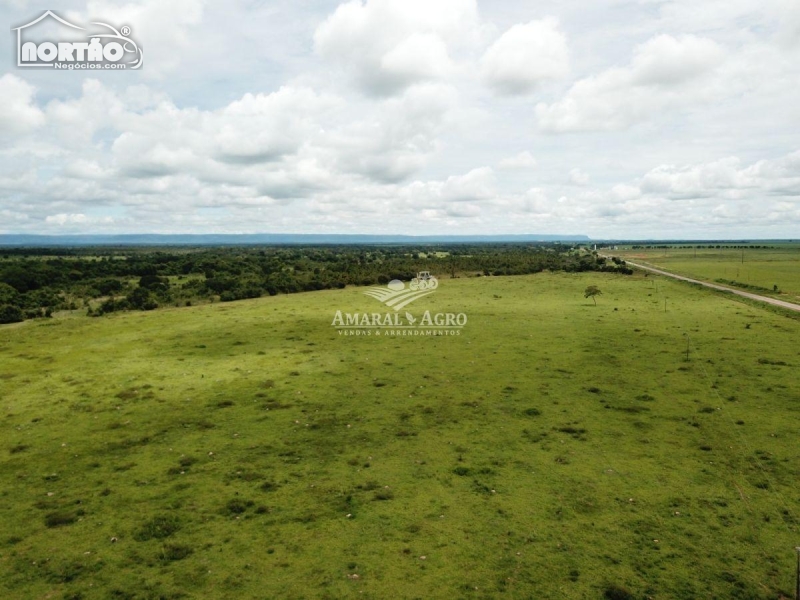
[584,285,602,305]
[138,274,169,292]
[0,282,19,306]
[127,287,158,311]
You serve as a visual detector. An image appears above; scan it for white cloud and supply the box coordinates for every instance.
[0,74,45,133]
[1,0,32,8]
[640,153,800,199]
[498,151,537,169]
[630,34,726,85]
[314,0,479,95]
[0,77,461,230]
[778,0,800,46]
[481,19,569,95]
[214,87,338,164]
[45,213,114,226]
[83,0,206,77]
[45,79,127,145]
[331,83,458,182]
[394,166,496,211]
[1,0,800,237]
[441,166,496,201]
[610,184,641,202]
[536,34,725,132]
[518,187,549,213]
[379,33,454,87]
[569,168,590,186]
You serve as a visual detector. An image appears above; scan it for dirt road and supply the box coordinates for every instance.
[618,258,800,313]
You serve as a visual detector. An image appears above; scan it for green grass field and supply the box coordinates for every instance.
[1,272,799,599]
[615,246,800,304]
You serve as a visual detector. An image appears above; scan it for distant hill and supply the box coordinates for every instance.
[0,233,591,246]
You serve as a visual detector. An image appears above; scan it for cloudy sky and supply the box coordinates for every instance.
[1,0,799,238]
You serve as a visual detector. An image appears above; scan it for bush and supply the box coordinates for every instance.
[95,278,125,296]
[160,543,193,562]
[133,515,180,541]
[224,499,253,515]
[45,511,78,528]
[0,304,24,324]
[127,287,158,311]
[138,274,169,291]
[604,585,635,600]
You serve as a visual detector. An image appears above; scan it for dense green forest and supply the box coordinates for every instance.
[0,244,632,323]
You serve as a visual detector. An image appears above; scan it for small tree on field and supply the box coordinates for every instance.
[584,285,602,306]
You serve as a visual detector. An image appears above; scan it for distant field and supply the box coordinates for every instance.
[614,245,800,304]
[1,272,799,599]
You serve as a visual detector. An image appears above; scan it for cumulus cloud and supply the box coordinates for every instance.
[331,83,458,182]
[569,168,590,186]
[379,33,454,87]
[45,213,114,226]
[630,34,726,85]
[535,34,725,132]
[441,166,496,201]
[481,19,569,95]
[778,0,800,46]
[0,75,45,134]
[314,0,479,95]
[2,0,800,237]
[640,152,800,199]
[498,151,538,169]
[517,187,549,213]
[213,87,339,165]
[0,77,461,230]
[395,167,496,212]
[83,0,206,77]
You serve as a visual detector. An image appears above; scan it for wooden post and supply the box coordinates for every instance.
[795,547,800,600]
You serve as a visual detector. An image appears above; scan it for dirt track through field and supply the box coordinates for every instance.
[620,258,800,313]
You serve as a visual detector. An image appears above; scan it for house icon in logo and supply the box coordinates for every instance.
[13,11,85,68]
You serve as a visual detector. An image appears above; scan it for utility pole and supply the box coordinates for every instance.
[664,298,667,313]
[741,249,744,264]
[683,333,690,361]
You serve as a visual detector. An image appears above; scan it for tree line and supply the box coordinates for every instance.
[0,244,630,324]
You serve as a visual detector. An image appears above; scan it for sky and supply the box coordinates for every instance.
[1,0,799,239]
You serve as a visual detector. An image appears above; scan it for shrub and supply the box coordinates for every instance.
[160,543,193,562]
[45,511,78,528]
[133,515,180,541]
[604,585,635,600]
[224,499,252,515]
[0,304,24,324]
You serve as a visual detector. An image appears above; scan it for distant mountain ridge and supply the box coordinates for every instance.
[0,234,591,246]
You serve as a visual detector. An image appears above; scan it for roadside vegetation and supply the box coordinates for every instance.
[613,243,800,304]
